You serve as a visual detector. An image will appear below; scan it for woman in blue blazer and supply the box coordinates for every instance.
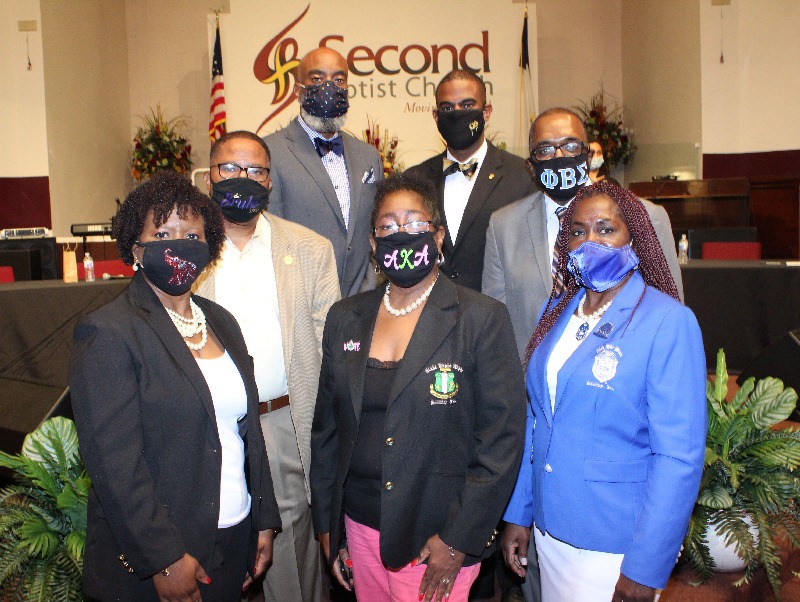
[502,181,706,602]
[311,174,525,602]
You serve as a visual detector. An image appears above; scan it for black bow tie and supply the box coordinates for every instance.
[314,137,344,157]
[443,157,479,180]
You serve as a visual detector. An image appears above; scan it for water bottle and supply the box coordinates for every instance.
[83,252,95,282]
[678,234,689,265]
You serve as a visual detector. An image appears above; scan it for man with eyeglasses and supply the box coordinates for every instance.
[482,108,682,602]
[406,70,535,293]
[264,47,384,298]
[197,131,340,602]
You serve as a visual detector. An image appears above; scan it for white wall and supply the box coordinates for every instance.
[0,0,48,177]
[701,0,800,154]
[41,0,131,236]
[622,0,702,182]
[535,0,623,114]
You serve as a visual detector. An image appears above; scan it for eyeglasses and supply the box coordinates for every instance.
[373,220,435,238]
[213,163,271,182]
[530,140,587,162]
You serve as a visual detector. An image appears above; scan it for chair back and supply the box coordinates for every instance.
[0,265,15,283]
[701,241,762,260]
[687,227,758,260]
[76,259,134,280]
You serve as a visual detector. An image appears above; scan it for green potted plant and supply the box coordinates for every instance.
[131,105,193,181]
[0,417,89,601]
[682,349,800,598]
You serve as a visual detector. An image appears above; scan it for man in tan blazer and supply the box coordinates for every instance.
[195,131,340,602]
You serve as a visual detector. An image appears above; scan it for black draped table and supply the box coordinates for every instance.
[0,278,128,388]
[0,278,128,461]
[681,260,800,372]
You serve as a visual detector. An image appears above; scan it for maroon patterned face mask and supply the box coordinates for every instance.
[135,239,210,296]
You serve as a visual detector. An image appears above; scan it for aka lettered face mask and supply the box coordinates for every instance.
[375,231,437,288]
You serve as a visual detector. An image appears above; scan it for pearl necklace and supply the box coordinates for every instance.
[383,274,439,317]
[165,298,208,351]
[575,295,613,340]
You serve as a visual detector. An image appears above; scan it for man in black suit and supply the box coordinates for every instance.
[406,70,535,292]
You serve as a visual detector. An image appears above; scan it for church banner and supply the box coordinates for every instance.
[211,0,537,167]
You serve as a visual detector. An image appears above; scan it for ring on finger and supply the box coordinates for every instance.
[441,577,450,585]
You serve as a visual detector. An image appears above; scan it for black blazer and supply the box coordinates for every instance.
[310,276,525,568]
[406,142,536,291]
[70,273,280,601]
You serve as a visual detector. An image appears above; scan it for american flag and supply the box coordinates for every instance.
[208,20,226,142]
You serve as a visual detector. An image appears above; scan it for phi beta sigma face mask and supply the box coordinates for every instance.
[375,231,437,288]
[533,154,590,201]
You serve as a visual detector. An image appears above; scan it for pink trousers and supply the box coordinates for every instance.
[344,515,480,602]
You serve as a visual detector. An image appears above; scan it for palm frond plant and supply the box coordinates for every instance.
[0,417,90,601]
[682,349,800,599]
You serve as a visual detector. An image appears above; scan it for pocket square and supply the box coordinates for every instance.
[362,167,376,184]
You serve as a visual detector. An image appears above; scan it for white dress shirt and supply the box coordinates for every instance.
[215,215,288,402]
[443,139,488,245]
[298,116,351,228]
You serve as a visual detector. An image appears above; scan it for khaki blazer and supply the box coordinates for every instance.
[195,213,340,501]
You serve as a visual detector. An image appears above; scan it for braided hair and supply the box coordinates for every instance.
[523,181,680,363]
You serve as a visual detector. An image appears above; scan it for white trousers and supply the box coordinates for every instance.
[534,528,623,602]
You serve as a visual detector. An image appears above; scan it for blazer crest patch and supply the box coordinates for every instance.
[591,344,622,384]
[426,363,463,403]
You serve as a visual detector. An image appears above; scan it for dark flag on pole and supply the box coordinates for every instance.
[209,16,227,142]
[516,6,536,155]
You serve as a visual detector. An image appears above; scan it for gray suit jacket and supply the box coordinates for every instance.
[194,213,341,503]
[264,118,384,297]
[482,190,684,359]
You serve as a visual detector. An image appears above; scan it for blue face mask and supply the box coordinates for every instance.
[566,241,639,292]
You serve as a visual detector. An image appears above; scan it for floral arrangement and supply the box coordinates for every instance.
[576,90,636,168]
[131,105,192,181]
[361,116,402,176]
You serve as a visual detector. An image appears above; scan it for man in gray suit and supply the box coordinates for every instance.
[483,107,683,360]
[264,47,384,297]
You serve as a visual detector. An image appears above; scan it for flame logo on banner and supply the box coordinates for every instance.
[253,4,310,133]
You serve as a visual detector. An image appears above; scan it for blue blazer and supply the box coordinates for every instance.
[504,271,707,589]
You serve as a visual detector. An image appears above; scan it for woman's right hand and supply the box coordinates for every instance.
[152,553,211,602]
[331,546,354,592]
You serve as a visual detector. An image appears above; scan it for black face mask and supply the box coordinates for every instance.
[300,81,350,119]
[211,177,270,224]
[375,231,437,288]
[531,153,589,201]
[135,239,210,296]
[436,109,485,151]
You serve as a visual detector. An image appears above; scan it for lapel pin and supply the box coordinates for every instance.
[343,340,361,351]
[595,323,614,338]
[284,255,293,265]
[488,173,495,180]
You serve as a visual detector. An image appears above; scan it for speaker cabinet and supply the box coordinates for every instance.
[0,238,58,280]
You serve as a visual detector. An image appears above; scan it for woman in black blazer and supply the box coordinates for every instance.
[70,172,280,602]
[310,174,525,602]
